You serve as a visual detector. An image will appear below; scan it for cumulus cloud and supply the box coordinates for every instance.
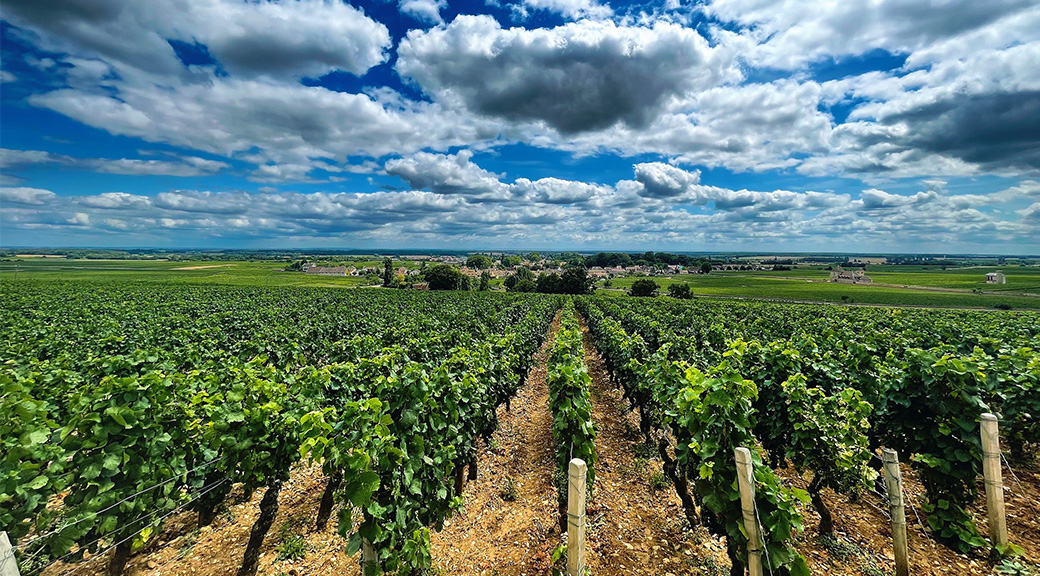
[399,0,446,24]
[799,41,1040,179]
[516,0,613,20]
[0,186,57,205]
[634,162,700,198]
[385,150,507,197]
[187,0,390,78]
[0,148,229,176]
[878,90,1040,173]
[397,16,740,133]
[1,0,391,80]
[26,79,496,179]
[1,167,1034,250]
[1018,202,1040,221]
[2,0,1038,232]
[706,0,1039,69]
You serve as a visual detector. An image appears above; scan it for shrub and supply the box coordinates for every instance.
[629,279,659,297]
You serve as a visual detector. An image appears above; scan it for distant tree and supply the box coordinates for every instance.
[559,266,596,295]
[285,260,307,272]
[467,254,494,269]
[526,252,541,262]
[504,266,535,291]
[668,283,693,299]
[537,272,562,294]
[501,255,523,267]
[515,278,537,293]
[424,264,469,291]
[630,279,659,297]
[382,257,393,287]
[700,262,711,274]
[603,279,613,288]
[479,270,491,291]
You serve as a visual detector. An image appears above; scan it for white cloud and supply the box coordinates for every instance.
[78,192,151,209]
[27,78,497,179]
[398,16,740,134]
[0,148,229,176]
[0,70,16,83]
[551,79,833,172]
[516,0,613,20]
[399,0,446,24]
[1,170,1034,250]
[1,0,391,80]
[0,186,57,205]
[385,150,507,197]
[1018,202,1040,221]
[2,0,1038,208]
[634,162,700,198]
[706,0,1039,69]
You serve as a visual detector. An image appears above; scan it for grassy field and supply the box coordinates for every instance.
[603,269,1040,309]
[4,257,1040,309]
[735,264,1040,292]
[0,259,377,288]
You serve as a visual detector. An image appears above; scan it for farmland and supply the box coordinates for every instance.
[4,257,1040,309]
[2,277,1039,576]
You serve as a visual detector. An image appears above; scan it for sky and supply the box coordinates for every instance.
[0,0,1038,253]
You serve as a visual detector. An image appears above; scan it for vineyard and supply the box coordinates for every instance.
[2,279,1039,576]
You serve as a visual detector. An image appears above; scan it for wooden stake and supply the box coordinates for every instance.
[567,458,587,576]
[980,413,1008,548]
[362,539,379,576]
[734,448,763,576]
[882,449,909,576]
[0,532,20,576]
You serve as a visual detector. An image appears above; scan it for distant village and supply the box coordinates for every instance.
[268,252,1027,295]
[298,253,794,280]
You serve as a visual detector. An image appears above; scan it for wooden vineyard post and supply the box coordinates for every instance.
[362,539,379,575]
[0,532,20,576]
[567,458,587,576]
[980,413,1008,548]
[734,448,763,576]
[882,449,909,576]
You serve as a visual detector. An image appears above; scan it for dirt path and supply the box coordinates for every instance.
[575,313,729,576]
[428,311,563,575]
[173,264,234,270]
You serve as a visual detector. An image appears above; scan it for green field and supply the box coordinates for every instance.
[602,268,1040,309]
[4,257,1040,309]
[726,264,1040,292]
[0,259,377,288]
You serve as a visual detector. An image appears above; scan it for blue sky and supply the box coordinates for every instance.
[0,0,1038,252]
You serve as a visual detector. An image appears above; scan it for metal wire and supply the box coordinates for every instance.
[900,485,927,531]
[37,478,228,576]
[1000,450,1024,489]
[15,455,225,552]
[751,499,775,576]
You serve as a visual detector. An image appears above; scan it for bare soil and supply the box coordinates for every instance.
[576,314,731,576]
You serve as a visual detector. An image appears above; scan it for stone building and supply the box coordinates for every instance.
[829,266,873,284]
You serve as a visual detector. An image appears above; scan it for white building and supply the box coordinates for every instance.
[829,266,873,284]
[986,271,1007,284]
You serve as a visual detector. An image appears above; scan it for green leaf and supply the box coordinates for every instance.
[347,471,380,508]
